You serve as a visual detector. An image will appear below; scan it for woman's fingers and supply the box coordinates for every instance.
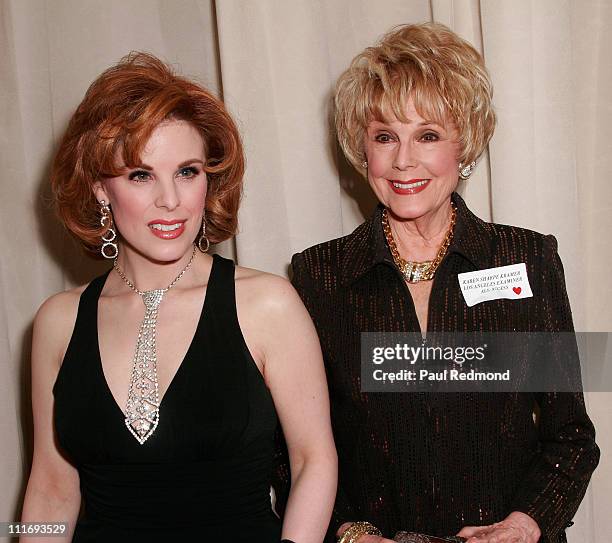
[464,526,527,543]
[460,511,540,543]
[458,524,494,537]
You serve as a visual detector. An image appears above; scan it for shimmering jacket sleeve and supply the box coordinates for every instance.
[510,235,600,541]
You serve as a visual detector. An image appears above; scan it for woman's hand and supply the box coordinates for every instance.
[337,522,396,543]
[457,511,541,543]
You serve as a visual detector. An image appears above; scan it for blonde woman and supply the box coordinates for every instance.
[286,23,598,543]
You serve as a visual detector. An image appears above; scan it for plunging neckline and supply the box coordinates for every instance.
[94,255,217,421]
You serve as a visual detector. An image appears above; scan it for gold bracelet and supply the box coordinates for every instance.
[338,521,382,543]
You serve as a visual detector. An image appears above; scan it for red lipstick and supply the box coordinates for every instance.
[388,178,431,195]
[147,219,186,240]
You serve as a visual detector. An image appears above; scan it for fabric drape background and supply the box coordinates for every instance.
[1,0,609,540]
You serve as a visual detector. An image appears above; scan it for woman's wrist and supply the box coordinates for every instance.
[506,511,541,542]
[337,522,353,538]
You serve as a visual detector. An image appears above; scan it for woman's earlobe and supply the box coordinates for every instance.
[93,183,109,205]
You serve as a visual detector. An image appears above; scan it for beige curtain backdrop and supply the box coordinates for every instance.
[1,0,609,540]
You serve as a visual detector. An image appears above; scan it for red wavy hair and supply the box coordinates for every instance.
[51,52,244,255]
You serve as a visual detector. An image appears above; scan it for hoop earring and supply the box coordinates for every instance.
[458,161,476,180]
[198,214,210,253]
[99,200,118,259]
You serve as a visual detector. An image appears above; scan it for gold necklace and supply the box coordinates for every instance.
[382,204,456,283]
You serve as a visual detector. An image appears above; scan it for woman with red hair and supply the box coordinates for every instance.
[20,52,336,543]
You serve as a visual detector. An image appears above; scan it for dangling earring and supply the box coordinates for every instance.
[458,161,476,180]
[198,213,210,253]
[99,200,118,259]
[361,160,368,169]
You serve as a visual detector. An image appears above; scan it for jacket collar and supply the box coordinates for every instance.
[339,192,493,286]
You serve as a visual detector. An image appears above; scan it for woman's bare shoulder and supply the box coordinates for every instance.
[234,265,299,312]
[32,284,87,362]
[233,265,317,372]
[35,284,85,321]
[235,264,287,285]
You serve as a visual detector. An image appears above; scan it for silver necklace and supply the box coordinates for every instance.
[112,246,197,444]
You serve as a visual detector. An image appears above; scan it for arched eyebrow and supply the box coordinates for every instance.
[405,119,443,128]
[368,119,442,129]
[130,159,205,170]
[176,159,205,168]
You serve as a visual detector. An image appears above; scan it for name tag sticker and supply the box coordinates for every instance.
[458,263,533,307]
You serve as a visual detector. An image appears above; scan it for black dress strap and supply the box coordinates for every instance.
[52,269,110,398]
[206,254,237,316]
[82,269,111,303]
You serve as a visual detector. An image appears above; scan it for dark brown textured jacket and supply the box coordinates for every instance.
[284,193,599,542]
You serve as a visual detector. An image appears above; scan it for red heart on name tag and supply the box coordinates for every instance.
[513,287,522,295]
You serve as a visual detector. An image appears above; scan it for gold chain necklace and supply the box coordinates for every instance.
[382,204,456,283]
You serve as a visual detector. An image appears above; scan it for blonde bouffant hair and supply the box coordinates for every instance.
[335,22,496,173]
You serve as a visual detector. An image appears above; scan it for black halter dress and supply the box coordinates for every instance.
[53,255,282,542]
